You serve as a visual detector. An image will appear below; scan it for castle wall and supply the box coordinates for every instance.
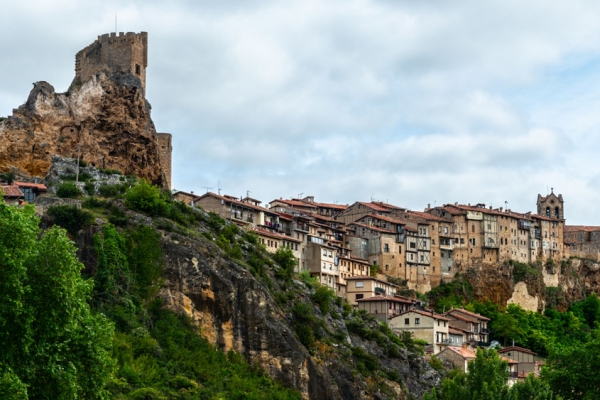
[75,32,148,92]
[157,133,172,189]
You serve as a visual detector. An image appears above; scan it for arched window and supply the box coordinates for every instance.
[546,207,550,217]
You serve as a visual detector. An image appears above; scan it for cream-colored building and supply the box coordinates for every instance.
[356,295,414,322]
[345,276,400,306]
[390,309,450,354]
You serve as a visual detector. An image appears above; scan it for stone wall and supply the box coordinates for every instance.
[157,133,172,189]
[75,32,148,93]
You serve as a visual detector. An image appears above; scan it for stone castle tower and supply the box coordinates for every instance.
[74,31,148,91]
[537,189,564,220]
[73,32,173,189]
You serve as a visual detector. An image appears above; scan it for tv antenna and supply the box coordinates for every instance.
[115,14,117,33]
[202,187,212,193]
[246,190,251,199]
[298,192,303,199]
[217,180,222,196]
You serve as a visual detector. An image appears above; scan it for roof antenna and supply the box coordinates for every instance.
[217,180,221,196]
[298,192,303,199]
[202,187,212,193]
[246,190,251,199]
[115,14,117,33]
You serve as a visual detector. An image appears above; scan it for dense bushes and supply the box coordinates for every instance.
[47,204,94,236]
[56,182,83,198]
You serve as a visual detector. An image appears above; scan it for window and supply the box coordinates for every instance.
[385,265,389,271]
[399,246,402,253]
[415,318,420,325]
[405,318,410,325]
[355,294,364,300]
[410,242,416,249]
[323,249,327,256]
[384,244,389,252]
[135,64,141,75]
[444,227,448,234]
[355,281,364,288]
[472,224,475,233]
[420,255,424,262]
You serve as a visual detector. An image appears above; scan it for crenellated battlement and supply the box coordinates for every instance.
[73,31,148,93]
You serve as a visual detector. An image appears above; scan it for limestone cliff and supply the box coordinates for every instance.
[0,72,166,186]
[463,258,600,312]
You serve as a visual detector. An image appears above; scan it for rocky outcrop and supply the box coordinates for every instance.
[155,229,439,399]
[0,72,166,186]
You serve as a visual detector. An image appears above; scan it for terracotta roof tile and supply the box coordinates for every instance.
[564,225,600,233]
[1,185,24,198]
[349,222,396,235]
[251,227,301,242]
[445,346,477,359]
[498,346,537,356]
[447,308,490,321]
[356,295,414,304]
[15,181,47,191]
[400,309,451,321]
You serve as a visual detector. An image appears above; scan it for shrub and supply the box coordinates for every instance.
[99,168,122,175]
[312,285,336,315]
[77,159,87,167]
[82,197,106,209]
[124,180,170,217]
[84,182,95,196]
[98,184,120,198]
[46,205,94,237]
[56,182,82,198]
[0,171,16,184]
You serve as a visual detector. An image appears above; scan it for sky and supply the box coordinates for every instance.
[2,1,600,224]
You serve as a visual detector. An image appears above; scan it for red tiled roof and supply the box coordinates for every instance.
[498,346,537,356]
[338,254,371,264]
[564,225,600,233]
[314,202,349,210]
[444,346,477,359]
[448,327,465,335]
[349,222,396,235]
[15,181,47,191]
[356,295,414,304]
[345,275,400,288]
[407,210,447,222]
[270,199,318,209]
[195,192,270,213]
[358,213,404,225]
[400,309,451,321]
[251,227,301,242]
[446,308,490,321]
[501,356,518,365]
[370,201,406,211]
[356,202,393,212]
[1,185,24,198]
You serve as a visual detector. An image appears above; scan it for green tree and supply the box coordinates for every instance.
[124,179,169,217]
[273,246,296,282]
[541,332,600,400]
[423,349,510,400]
[0,200,114,399]
[56,182,83,198]
[493,312,525,346]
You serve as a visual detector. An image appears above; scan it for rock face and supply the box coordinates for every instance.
[0,72,166,186]
[154,229,439,399]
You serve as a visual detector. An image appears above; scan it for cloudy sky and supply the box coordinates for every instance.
[2,1,600,224]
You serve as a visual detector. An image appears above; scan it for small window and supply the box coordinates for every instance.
[415,318,420,325]
[355,294,364,300]
[135,64,141,75]
[355,281,364,288]
[405,318,409,325]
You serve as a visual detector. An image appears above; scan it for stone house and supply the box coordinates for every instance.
[251,227,301,266]
[307,241,340,294]
[564,225,600,261]
[172,190,198,205]
[336,201,396,225]
[356,295,414,322]
[390,309,450,354]
[345,276,400,306]
[436,345,477,372]
[193,192,268,227]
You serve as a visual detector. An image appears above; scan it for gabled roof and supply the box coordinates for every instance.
[498,346,537,356]
[443,346,477,359]
[345,275,400,288]
[349,222,396,235]
[1,185,24,198]
[446,308,490,322]
[194,192,270,213]
[269,198,318,209]
[399,309,451,321]
[251,227,301,242]
[15,181,47,191]
[356,202,393,212]
[357,213,404,225]
[356,295,414,305]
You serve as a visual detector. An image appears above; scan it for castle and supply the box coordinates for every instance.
[73,32,172,188]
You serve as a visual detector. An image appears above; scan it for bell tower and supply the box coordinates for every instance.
[537,189,564,220]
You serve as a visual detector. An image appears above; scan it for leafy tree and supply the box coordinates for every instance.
[541,332,600,400]
[510,374,555,400]
[568,293,600,329]
[0,171,16,184]
[493,312,525,346]
[423,348,510,400]
[0,200,114,399]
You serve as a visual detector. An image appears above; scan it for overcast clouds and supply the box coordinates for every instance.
[2,1,600,224]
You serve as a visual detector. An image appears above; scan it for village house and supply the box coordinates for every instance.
[445,308,490,345]
[497,346,538,379]
[437,345,519,385]
[1,184,24,205]
[306,240,340,293]
[336,201,397,225]
[251,227,301,265]
[172,190,198,205]
[15,181,47,203]
[193,192,268,227]
[356,295,415,322]
[345,276,400,306]
[390,309,450,354]
[564,225,600,260]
